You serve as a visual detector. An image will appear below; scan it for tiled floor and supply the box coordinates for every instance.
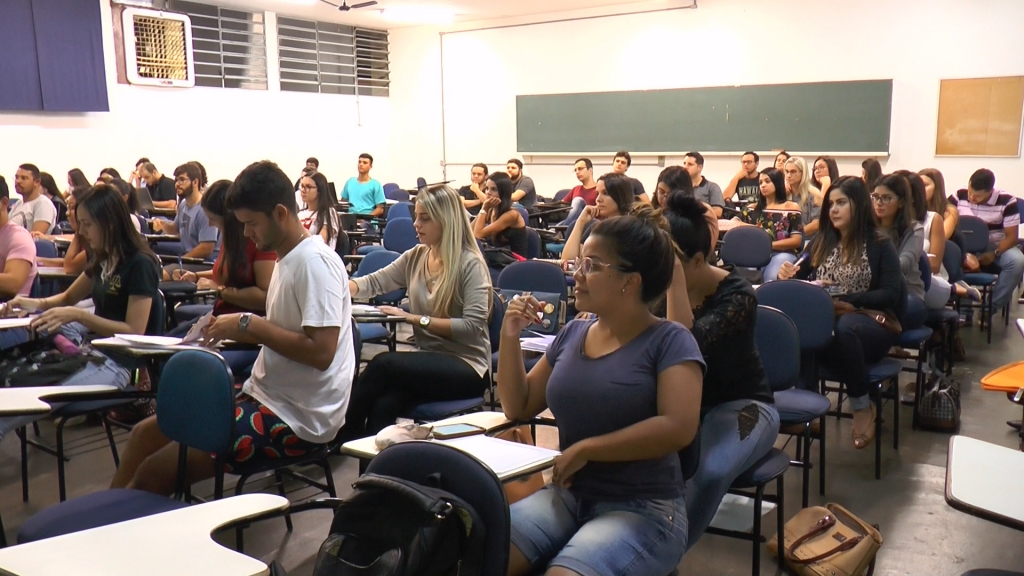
[2,308,1024,575]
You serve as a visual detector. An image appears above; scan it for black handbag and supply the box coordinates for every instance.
[917,374,961,432]
[481,247,519,270]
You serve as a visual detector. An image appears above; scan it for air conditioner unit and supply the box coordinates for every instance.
[121,6,195,88]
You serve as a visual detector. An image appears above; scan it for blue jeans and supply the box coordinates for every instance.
[764,252,798,283]
[511,484,687,576]
[556,197,587,228]
[684,399,780,547]
[992,245,1024,309]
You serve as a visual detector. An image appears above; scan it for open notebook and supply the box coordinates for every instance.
[437,435,559,479]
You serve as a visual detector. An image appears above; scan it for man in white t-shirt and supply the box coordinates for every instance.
[109,161,354,495]
[12,163,57,235]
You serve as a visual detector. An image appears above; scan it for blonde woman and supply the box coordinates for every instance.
[784,156,822,239]
[340,185,492,439]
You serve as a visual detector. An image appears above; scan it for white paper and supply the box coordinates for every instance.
[520,335,555,353]
[437,435,559,478]
[183,312,213,343]
[0,317,33,329]
[113,334,184,347]
[352,304,385,316]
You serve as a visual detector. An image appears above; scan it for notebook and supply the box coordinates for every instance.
[437,435,559,479]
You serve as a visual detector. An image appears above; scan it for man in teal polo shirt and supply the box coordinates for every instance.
[341,153,385,217]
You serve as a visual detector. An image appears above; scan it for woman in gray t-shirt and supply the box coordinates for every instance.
[498,208,705,576]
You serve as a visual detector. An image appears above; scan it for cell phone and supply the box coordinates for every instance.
[432,423,485,439]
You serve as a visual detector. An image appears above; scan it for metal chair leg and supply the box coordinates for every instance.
[101,415,120,467]
[874,391,883,481]
[273,470,293,532]
[56,417,68,502]
[751,484,764,576]
[17,427,28,502]
[776,473,785,568]
[801,425,811,508]
[819,415,826,496]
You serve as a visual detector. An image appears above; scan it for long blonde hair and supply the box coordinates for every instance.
[417,185,488,317]
[785,156,821,207]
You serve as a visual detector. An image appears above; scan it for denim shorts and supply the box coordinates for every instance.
[510,484,687,576]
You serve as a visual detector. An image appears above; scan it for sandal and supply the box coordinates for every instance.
[852,404,876,450]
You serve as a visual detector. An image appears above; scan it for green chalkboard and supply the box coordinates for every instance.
[516,80,892,154]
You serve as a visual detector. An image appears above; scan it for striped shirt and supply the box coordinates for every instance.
[949,188,1019,245]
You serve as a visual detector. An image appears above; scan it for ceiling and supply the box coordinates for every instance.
[207,0,664,29]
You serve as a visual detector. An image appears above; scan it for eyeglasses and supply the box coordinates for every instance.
[573,256,626,275]
[869,194,896,205]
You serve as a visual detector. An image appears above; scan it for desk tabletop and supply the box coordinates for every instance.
[49,234,76,245]
[342,411,512,460]
[0,385,119,417]
[37,267,78,280]
[945,435,1024,532]
[145,234,181,243]
[0,494,288,576]
[353,314,407,324]
[148,208,177,218]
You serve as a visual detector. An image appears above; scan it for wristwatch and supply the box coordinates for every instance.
[418,315,431,327]
[238,313,253,333]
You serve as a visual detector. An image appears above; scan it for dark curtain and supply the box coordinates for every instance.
[0,0,44,111]
[32,0,110,112]
[0,0,109,112]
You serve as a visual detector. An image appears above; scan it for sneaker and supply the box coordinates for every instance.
[965,286,982,302]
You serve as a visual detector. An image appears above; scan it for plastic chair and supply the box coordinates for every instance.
[959,215,998,343]
[416,177,427,192]
[719,227,772,284]
[17,349,236,544]
[525,227,541,260]
[926,241,964,377]
[755,305,830,508]
[387,201,413,222]
[382,217,419,254]
[33,239,59,297]
[553,189,570,202]
[366,441,510,576]
[386,188,410,202]
[352,250,405,351]
[756,280,833,500]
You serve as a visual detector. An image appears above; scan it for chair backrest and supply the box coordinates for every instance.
[416,177,427,192]
[382,217,419,253]
[943,240,963,283]
[382,182,400,196]
[754,306,801,392]
[334,230,351,260]
[496,260,569,302]
[150,289,167,335]
[385,188,410,202]
[387,201,413,221]
[918,252,932,293]
[366,442,510,576]
[525,227,541,260]
[515,207,529,227]
[354,250,405,304]
[553,189,570,202]
[350,316,362,376]
[902,294,927,330]
[756,280,834,350]
[958,215,991,254]
[720,226,773,268]
[489,290,504,353]
[157,349,235,454]
[34,239,57,259]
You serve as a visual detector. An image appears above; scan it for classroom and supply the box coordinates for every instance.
[1,0,1023,574]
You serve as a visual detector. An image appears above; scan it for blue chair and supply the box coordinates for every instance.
[382,217,419,254]
[33,239,59,297]
[926,241,964,378]
[959,215,998,343]
[525,227,541,260]
[719,226,772,284]
[497,260,569,335]
[17,349,236,544]
[386,188,410,202]
[552,189,570,202]
[755,305,830,508]
[416,177,427,192]
[366,441,509,576]
[756,280,833,500]
[353,250,405,351]
[387,201,413,222]
[544,218,576,256]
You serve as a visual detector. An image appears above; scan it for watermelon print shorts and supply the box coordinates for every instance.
[220,394,321,473]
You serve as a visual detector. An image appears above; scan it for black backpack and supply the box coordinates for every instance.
[0,336,99,389]
[310,473,486,576]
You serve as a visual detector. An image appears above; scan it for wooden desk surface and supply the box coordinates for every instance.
[0,385,119,417]
[37,267,78,281]
[946,435,1024,532]
[0,494,288,576]
[342,411,512,460]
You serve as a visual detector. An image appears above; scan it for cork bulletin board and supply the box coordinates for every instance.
[936,76,1024,157]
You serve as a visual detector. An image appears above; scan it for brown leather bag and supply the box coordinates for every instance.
[494,425,547,504]
[767,503,882,576]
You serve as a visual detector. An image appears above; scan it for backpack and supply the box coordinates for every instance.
[311,473,486,576]
[0,335,99,389]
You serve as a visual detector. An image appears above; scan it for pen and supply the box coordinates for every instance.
[177,254,183,272]
[793,253,809,268]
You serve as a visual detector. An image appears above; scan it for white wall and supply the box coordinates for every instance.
[388,0,1024,197]
[0,1,391,190]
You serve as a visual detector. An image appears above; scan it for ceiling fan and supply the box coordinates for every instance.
[319,0,378,11]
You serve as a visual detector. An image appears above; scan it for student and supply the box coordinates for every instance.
[341,153,386,217]
[37,186,89,276]
[778,176,905,449]
[723,151,761,204]
[862,158,883,189]
[811,155,840,197]
[499,209,703,576]
[474,172,529,258]
[98,168,122,183]
[560,173,635,264]
[11,164,57,235]
[662,194,778,546]
[294,157,319,192]
[458,163,488,216]
[918,167,979,304]
[872,174,925,302]
[39,172,68,227]
[682,152,724,217]
[136,162,177,209]
[556,158,598,227]
[129,157,150,189]
[0,179,38,298]
[612,150,649,203]
[948,168,1024,315]
[341,185,491,439]
[110,161,354,494]
[506,159,538,210]
[151,163,221,266]
[734,168,803,281]
[653,166,693,209]
[774,150,791,171]
[784,156,822,239]
[298,172,343,251]
[108,178,146,233]
[67,168,90,191]
[0,184,162,443]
